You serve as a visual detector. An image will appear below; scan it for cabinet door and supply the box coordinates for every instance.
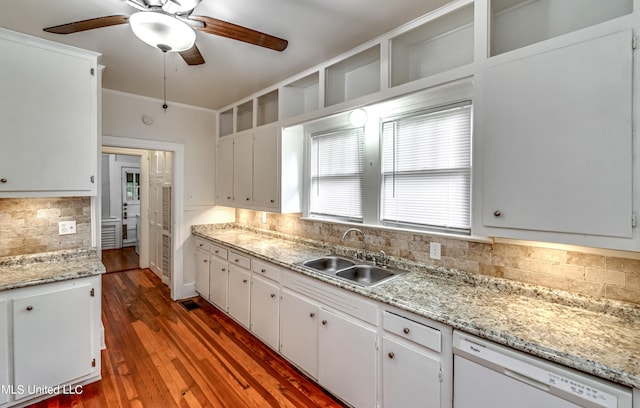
[250,274,279,350]
[216,137,234,206]
[195,250,210,299]
[318,308,377,408]
[0,35,97,195]
[0,300,8,405]
[477,30,632,240]
[13,283,95,399]
[209,257,229,311]
[382,336,441,408]
[279,289,319,378]
[252,126,279,210]
[228,265,251,328]
[233,131,253,206]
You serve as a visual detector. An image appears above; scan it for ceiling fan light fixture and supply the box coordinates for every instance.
[129,11,196,52]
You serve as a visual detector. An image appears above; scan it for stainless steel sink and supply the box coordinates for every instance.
[336,265,403,286]
[298,255,406,286]
[300,255,356,274]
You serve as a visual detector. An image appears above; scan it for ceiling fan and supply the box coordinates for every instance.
[42,0,288,66]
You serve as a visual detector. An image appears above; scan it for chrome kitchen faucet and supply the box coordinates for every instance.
[342,228,366,260]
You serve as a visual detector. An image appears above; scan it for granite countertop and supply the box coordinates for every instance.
[0,247,105,291]
[192,224,640,390]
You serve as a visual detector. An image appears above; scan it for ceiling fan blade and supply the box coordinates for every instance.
[179,44,205,65]
[43,15,129,34]
[190,16,288,52]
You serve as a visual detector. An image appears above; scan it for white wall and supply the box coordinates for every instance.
[101,89,235,299]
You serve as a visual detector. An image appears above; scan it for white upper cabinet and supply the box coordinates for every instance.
[0,29,99,197]
[215,0,640,249]
[252,126,279,210]
[475,30,634,248]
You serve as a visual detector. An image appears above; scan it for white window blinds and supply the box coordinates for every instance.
[310,127,365,221]
[382,103,471,232]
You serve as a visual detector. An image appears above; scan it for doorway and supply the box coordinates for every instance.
[100,147,174,286]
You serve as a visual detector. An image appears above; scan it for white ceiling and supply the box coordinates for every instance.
[0,0,451,110]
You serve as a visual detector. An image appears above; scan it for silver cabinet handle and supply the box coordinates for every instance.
[322,320,327,325]
[403,328,410,334]
[494,210,501,217]
[0,178,7,183]
[26,306,33,311]
[309,312,315,318]
[388,352,395,359]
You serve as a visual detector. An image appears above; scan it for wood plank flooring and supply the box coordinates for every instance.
[28,269,346,408]
[101,247,139,273]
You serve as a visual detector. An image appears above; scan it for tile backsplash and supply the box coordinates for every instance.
[237,209,640,305]
[0,197,92,257]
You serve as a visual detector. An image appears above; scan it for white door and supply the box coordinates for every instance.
[209,257,229,311]
[227,265,251,328]
[318,308,377,408]
[121,166,140,247]
[194,250,210,299]
[250,275,279,350]
[279,289,319,378]
[13,283,94,399]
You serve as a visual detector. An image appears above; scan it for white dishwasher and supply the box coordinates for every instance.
[453,331,632,408]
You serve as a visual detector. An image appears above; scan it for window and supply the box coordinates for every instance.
[381,102,471,232]
[309,127,365,221]
[302,85,472,236]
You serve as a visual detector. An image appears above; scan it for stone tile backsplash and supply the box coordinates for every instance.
[236,209,640,305]
[0,197,92,257]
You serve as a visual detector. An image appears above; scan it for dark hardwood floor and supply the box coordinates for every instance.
[28,268,346,408]
[101,247,139,273]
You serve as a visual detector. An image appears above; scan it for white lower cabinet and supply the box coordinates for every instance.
[194,249,210,299]
[193,237,454,408]
[382,336,441,407]
[279,288,320,378]
[381,309,453,408]
[228,265,251,328]
[209,256,229,311]
[250,274,279,350]
[0,276,101,407]
[318,308,377,408]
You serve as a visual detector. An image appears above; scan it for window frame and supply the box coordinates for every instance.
[301,82,473,236]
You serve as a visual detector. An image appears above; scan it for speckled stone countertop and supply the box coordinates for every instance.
[0,248,105,291]
[193,224,640,390]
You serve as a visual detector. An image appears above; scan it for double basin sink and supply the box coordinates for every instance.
[298,255,407,286]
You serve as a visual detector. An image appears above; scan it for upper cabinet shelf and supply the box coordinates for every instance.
[217,0,636,137]
[325,45,381,107]
[281,73,320,119]
[490,0,633,56]
[390,3,474,87]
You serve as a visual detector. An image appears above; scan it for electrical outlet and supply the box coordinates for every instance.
[58,220,77,235]
[430,242,441,260]
[261,212,267,224]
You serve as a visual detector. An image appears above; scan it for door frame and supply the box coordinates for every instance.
[101,136,185,301]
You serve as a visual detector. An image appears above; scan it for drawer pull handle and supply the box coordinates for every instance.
[270,293,276,298]
[235,259,240,263]
[26,306,33,311]
[261,269,266,273]
[0,178,6,183]
[243,279,248,283]
[403,328,410,334]
[215,250,219,254]
[203,259,208,263]
[322,320,327,325]
[388,352,395,359]
[221,268,226,272]
[309,312,315,318]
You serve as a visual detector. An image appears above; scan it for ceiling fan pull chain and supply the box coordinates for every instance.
[162,51,168,112]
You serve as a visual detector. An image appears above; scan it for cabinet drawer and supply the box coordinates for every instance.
[194,238,211,253]
[383,311,441,352]
[210,243,228,260]
[229,251,251,269]
[252,259,280,282]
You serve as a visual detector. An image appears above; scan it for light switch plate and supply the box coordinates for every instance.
[430,242,441,260]
[58,220,77,235]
